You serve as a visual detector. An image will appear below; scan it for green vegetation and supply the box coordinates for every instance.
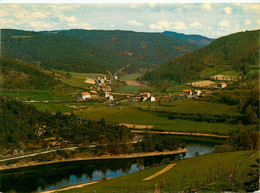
[60,72,96,89]
[143,30,259,82]
[62,150,259,193]
[43,29,200,72]
[0,97,133,155]
[76,106,237,134]
[1,29,135,73]
[120,73,141,81]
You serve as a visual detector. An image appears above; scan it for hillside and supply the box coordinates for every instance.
[0,56,58,90]
[42,29,200,71]
[143,30,260,82]
[0,29,135,73]
[163,31,215,46]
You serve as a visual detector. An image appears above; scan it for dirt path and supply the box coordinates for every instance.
[120,123,154,129]
[131,130,229,139]
[143,163,176,181]
[40,178,113,193]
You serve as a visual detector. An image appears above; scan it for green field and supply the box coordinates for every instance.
[120,73,141,81]
[76,106,237,134]
[0,89,55,101]
[138,100,240,117]
[62,150,258,193]
[60,72,96,90]
[29,102,74,113]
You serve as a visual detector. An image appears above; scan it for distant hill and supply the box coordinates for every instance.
[163,31,215,46]
[1,29,136,73]
[143,30,260,82]
[42,29,201,71]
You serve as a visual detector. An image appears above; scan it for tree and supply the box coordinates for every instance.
[245,105,258,124]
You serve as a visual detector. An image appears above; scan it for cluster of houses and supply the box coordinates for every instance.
[79,76,114,101]
[132,92,156,102]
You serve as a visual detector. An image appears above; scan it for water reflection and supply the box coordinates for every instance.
[0,136,224,193]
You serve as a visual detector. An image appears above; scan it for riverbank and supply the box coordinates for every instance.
[131,130,229,139]
[40,177,114,193]
[0,148,186,171]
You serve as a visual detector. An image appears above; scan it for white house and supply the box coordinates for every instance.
[105,92,110,98]
[81,92,91,99]
[195,90,202,96]
[109,95,114,100]
[150,96,156,102]
[218,82,227,88]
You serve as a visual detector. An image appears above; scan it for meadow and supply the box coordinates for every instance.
[76,106,238,135]
[62,150,258,193]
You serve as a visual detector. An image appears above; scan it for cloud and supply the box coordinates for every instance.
[127,20,143,26]
[245,19,251,25]
[68,22,91,30]
[224,7,232,15]
[190,21,202,28]
[150,20,186,31]
[32,12,48,18]
[257,20,260,26]
[58,15,77,22]
[219,20,230,27]
[202,3,211,10]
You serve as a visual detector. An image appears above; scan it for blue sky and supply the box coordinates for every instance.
[0,3,259,38]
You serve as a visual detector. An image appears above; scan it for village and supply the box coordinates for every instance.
[77,73,229,104]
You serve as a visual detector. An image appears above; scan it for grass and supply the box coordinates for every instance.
[220,71,240,76]
[199,68,221,79]
[138,100,240,117]
[0,89,55,101]
[120,73,141,81]
[76,106,238,134]
[29,102,73,113]
[62,150,258,193]
[60,72,96,90]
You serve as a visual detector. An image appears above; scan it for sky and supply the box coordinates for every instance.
[0,3,259,38]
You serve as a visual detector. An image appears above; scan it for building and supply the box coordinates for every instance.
[141,92,151,98]
[109,95,114,100]
[150,96,156,102]
[104,92,110,98]
[81,92,91,99]
[183,90,192,95]
[133,96,141,102]
[218,82,227,88]
[195,90,202,96]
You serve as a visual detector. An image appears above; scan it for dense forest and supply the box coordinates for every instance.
[163,31,215,46]
[1,29,135,73]
[41,29,201,71]
[143,30,260,82]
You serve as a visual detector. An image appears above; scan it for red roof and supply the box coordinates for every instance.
[82,92,90,95]
[184,90,192,93]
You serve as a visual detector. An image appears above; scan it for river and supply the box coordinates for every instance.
[0,136,225,193]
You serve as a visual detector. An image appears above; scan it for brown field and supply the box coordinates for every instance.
[85,78,95,84]
[190,80,216,87]
[124,80,141,86]
[211,74,237,81]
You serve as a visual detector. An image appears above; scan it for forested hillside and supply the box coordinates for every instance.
[143,30,259,82]
[163,31,215,46]
[1,29,135,73]
[0,56,58,90]
[42,29,200,71]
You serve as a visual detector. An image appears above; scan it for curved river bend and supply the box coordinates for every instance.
[0,136,224,193]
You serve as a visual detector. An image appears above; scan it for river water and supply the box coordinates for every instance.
[0,136,224,193]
